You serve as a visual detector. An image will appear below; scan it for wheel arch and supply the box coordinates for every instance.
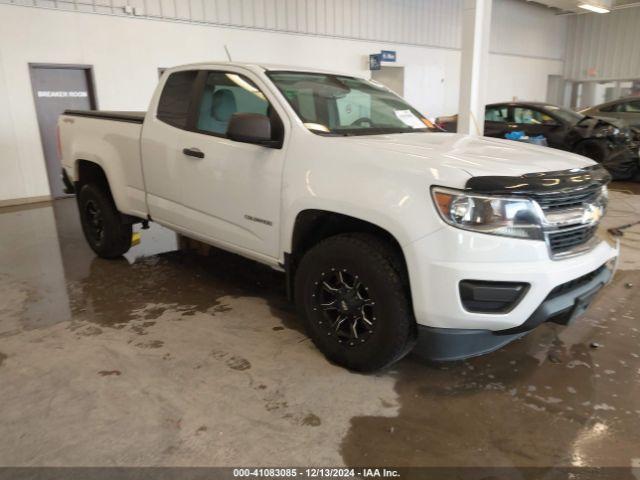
[74,159,141,224]
[285,209,411,301]
[75,159,110,191]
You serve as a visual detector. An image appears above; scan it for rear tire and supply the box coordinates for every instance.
[77,183,132,259]
[294,233,417,372]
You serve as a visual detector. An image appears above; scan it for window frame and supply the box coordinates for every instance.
[623,100,640,113]
[156,69,202,130]
[156,68,285,147]
[484,105,511,123]
[189,70,284,145]
[512,106,558,126]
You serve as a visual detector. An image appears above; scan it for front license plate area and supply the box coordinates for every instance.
[567,286,601,324]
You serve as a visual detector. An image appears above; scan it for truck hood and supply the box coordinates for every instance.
[347,132,595,178]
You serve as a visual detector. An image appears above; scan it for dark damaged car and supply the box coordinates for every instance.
[437,102,640,180]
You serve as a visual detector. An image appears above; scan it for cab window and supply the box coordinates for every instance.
[622,101,640,113]
[485,106,509,122]
[513,107,555,125]
[157,70,199,129]
[196,71,270,135]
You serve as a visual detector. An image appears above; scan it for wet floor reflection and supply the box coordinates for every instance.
[0,198,298,334]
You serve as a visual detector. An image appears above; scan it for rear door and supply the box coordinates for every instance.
[141,69,200,226]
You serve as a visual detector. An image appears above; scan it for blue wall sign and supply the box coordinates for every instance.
[369,54,381,71]
[380,50,397,62]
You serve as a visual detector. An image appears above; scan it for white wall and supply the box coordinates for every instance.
[491,0,567,61]
[0,2,565,203]
[488,54,564,104]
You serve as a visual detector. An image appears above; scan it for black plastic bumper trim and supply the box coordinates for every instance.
[61,168,75,194]
[414,264,612,362]
[413,326,525,362]
[459,280,529,313]
[497,263,611,335]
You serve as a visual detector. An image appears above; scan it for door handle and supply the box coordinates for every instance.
[183,147,204,159]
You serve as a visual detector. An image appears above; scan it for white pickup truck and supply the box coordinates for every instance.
[58,62,617,371]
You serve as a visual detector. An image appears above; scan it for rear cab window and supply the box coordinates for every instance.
[485,106,510,122]
[157,70,199,128]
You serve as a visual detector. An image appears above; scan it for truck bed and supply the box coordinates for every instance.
[59,110,148,219]
[63,110,145,124]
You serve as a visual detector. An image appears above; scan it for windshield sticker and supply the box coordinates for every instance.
[394,110,425,129]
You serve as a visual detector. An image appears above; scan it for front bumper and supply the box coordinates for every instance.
[405,226,617,332]
[413,263,612,361]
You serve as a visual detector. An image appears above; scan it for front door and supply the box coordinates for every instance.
[175,69,287,260]
[30,64,96,198]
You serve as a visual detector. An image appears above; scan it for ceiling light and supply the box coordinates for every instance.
[578,3,610,13]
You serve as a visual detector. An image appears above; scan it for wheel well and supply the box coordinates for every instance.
[76,160,110,191]
[75,160,141,225]
[286,209,410,299]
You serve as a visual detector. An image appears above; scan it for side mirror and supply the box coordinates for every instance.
[227,113,280,148]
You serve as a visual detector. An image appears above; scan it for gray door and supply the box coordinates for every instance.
[30,65,96,198]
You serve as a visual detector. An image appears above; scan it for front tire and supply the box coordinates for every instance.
[77,183,132,259]
[294,233,417,372]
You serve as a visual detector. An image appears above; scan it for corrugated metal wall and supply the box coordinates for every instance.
[2,0,568,58]
[565,8,640,81]
[3,0,464,49]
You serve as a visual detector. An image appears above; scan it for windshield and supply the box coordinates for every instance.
[542,105,584,125]
[267,71,436,136]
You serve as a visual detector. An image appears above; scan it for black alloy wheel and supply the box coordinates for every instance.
[313,268,376,347]
[295,233,417,372]
[77,183,132,259]
[84,199,105,247]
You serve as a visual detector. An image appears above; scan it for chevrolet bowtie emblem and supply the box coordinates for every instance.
[583,204,603,224]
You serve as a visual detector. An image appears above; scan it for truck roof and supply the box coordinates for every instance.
[164,61,362,79]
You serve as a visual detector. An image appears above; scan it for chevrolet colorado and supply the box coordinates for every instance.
[58,62,617,371]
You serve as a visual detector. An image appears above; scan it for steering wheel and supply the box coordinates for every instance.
[350,117,374,127]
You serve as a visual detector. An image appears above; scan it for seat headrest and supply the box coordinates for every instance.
[211,89,237,122]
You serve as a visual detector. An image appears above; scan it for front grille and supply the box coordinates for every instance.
[529,185,605,258]
[532,186,601,213]
[547,224,598,256]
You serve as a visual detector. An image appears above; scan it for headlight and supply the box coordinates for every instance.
[431,187,544,240]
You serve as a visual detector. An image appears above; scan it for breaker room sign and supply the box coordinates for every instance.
[37,90,88,98]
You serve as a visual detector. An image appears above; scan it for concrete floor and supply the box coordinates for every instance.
[0,184,639,470]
